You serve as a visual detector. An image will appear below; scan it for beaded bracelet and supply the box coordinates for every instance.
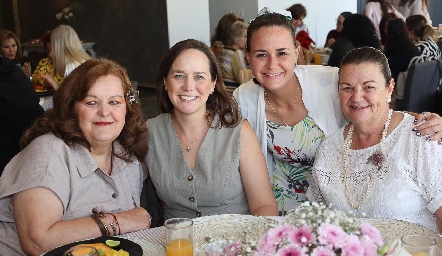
[108,212,121,235]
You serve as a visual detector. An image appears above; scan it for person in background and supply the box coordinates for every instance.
[384,18,420,82]
[364,0,405,37]
[216,20,249,87]
[328,14,381,67]
[0,59,151,255]
[40,25,91,91]
[406,14,441,66]
[379,12,399,49]
[0,56,44,175]
[389,0,431,25]
[307,47,442,233]
[31,31,64,88]
[324,12,352,49]
[0,29,31,78]
[287,3,313,65]
[233,9,442,216]
[210,13,244,58]
[146,39,278,219]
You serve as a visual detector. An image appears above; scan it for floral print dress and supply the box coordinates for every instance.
[267,116,324,215]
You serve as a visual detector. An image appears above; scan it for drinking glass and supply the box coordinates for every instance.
[165,218,193,256]
[63,245,98,256]
[401,234,436,256]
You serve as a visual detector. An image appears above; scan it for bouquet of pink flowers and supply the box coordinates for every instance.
[254,202,387,256]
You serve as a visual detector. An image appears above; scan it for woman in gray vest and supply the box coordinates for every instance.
[146,39,278,219]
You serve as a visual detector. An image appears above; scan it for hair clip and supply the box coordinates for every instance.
[126,88,139,105]
[249,7,292,25]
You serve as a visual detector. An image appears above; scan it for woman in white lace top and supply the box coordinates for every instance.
[307,47,442,233]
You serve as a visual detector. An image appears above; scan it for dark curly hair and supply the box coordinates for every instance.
[156,39,240,128]
[342,14,381,49]
[20,58,148,162]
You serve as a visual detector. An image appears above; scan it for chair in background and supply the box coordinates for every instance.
[394,60,442,115]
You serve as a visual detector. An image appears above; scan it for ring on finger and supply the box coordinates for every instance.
[423,112,427,120]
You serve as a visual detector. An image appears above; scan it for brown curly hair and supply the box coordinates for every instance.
[20,58,148,161]
[156,39,240,128]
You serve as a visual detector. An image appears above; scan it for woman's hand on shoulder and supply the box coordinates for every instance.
[411,112,442,144]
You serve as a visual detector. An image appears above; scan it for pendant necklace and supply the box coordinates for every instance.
[172,117,209,152]
[265,86,300,127]
[343,109,392,210]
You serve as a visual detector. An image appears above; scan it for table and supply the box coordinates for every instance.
[22,42,97,58]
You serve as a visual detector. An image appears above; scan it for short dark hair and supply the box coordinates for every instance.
[340,47,392,86]
[156,39,240,128]
[286,4,307,20]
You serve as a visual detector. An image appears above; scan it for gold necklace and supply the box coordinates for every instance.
[264,86,300,127]
[343,109,392,210]
[172,117,209,152]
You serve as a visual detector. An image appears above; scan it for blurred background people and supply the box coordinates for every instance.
[216,19,249,87]
[406,14,441,66]
[389,0,431,24]
[287,4,313,64]
[0,55,43,175]
[384,18,420,82]
[324,12,352,49]
[379,12,399,49]
[40,25,91,91]
[0,59,150,255]
[210,13,244,57]
[0,29,31,79]
[31,31,64,88]
[39,25,92,110]
[328,14,381,67]
[364,0,405,37]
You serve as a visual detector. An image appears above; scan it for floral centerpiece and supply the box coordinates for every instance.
[55,3,81,25]
[204,202,411,256]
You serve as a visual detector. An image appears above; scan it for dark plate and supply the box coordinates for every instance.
[43,236,143,256]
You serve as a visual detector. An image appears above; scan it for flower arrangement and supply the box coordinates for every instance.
[203,202,413,255]
[55,3,81,25]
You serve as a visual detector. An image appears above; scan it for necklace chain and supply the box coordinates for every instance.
[171,117,209,152]
[343,109,393,210]
[265,86,300,127]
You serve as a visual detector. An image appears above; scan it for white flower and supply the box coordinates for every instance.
[55,13,62,20]
[69,13,73,17]
[63,7,70,13]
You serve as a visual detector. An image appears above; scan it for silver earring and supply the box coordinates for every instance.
[387,98,391,103]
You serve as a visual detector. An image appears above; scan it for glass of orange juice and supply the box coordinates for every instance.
[401,234,436,256]
[165,218,193,256]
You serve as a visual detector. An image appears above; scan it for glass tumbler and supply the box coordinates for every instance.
[165,218,194,256]
[63,245,98,256]
[401,234,436,256]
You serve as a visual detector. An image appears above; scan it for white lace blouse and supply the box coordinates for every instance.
[307,113,442,233]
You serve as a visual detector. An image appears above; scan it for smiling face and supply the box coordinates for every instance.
[246,26,299,92]
[164,49,215,116]
[339,62,394,127]
[1,38,17,60]
[75,75,127,149]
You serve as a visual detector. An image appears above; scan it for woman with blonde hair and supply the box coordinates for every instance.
[41,25,91,91]
[406,14,441,66]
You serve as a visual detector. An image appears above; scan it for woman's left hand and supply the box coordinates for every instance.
[22,61,31,78]
[412,112,442,144]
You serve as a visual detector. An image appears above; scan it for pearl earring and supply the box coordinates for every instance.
[387,98,391,103]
